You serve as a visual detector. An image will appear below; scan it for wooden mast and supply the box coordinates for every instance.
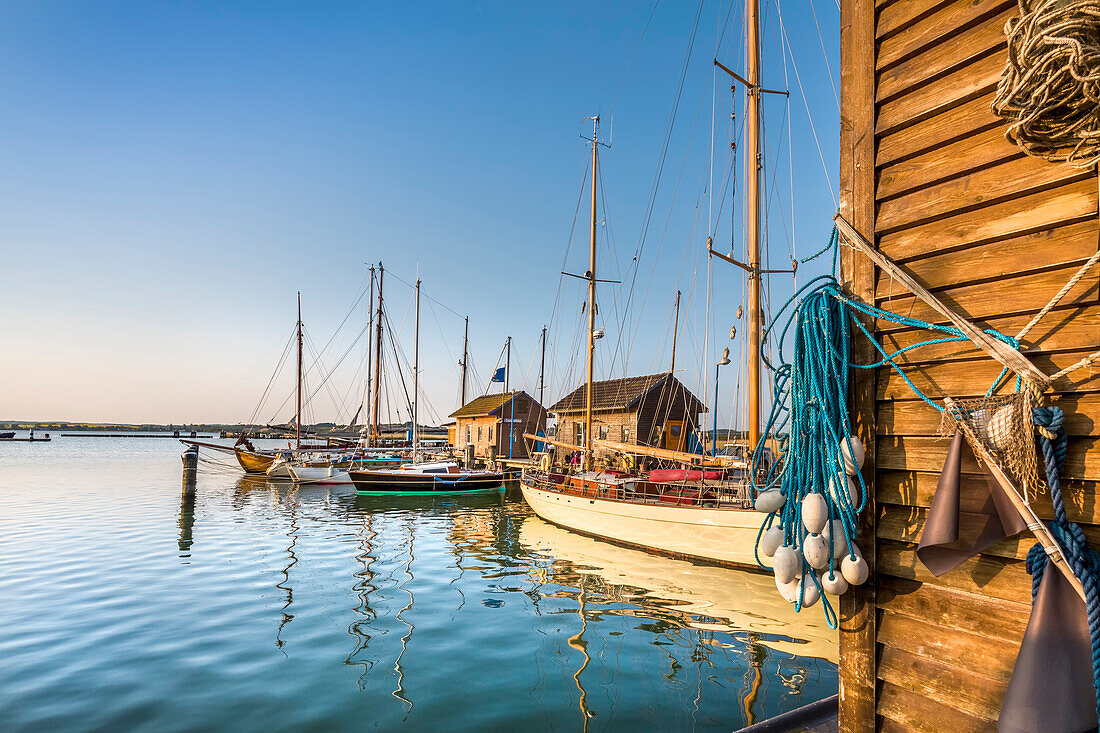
[460,316,469,407]
[412,278,421,462]
[539,325,547,408]
[296,291,303,450]
[584,116,599,472]
[670,289,681,374]
[745,0,762,453]
[365,265,375,437]
[370,263,384,446]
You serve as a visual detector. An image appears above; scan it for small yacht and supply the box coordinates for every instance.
[348,460,505,494]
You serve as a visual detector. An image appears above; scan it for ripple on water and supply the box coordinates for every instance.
[0,438,836,731]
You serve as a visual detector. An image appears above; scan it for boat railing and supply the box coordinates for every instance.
[521,469,754,509]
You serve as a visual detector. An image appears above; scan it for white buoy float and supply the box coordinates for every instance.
[796,573,821,608]
[754,489,786,514]
[759,526,784,558]
[987,404,1017,450]
[841,546,869,586]
[773,545,802,584]
[828,474,860,508]
[802,533,830,569]
[839,435,865,475]
[776,574,800,603]
[801,493,829,534]
[822,518,849,559]
[820,568,849,595]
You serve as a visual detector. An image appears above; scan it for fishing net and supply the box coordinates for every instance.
[939,390,1044,495]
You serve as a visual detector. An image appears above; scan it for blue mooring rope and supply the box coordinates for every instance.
[751,225,1025,628]
[1027,405,1100,720]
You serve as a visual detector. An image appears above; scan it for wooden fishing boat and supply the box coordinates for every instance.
[349,460,504,494]
[236,448,276,474]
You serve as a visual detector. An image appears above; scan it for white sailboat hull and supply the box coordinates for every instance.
[286,464,352,484]
[519,481,769,570]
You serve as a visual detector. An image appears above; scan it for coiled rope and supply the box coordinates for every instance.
[991,0,1100,167]
[1027,405,1100,720]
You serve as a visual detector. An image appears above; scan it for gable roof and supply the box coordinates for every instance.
[449,390,543,419]
[549,373,705,414]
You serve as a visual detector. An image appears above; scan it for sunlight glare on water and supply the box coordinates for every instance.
[0,436,836,732]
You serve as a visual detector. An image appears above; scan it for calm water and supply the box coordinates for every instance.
[0,436,836,732]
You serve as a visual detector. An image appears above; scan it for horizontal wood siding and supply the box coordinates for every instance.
[840,0,1100,727]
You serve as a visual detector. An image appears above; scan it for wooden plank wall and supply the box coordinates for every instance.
[839,0,1100,729]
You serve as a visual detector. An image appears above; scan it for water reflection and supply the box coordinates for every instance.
[168,473,836,729]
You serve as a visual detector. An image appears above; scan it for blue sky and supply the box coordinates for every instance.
[1,1,840,425]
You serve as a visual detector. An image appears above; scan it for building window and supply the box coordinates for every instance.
[574,422,583,445]
[478,426,482,441]
[466,426,471,444]
[621,425,630,442]
[598,425,607,440]
[489,425,493,442]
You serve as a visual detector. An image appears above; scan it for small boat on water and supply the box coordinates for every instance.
[0,431,15,440]
[349,460,504,494]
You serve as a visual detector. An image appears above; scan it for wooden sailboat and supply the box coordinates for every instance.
[520,24,780,570]
[348,278,505,494]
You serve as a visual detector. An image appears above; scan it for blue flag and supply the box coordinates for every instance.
[490,367,506,383]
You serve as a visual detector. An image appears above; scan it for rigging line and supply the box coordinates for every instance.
[617,69,712,375]
[384,269,467,322]
[246,326,298,428]
[425,298,461,380]
[309,280,372,368]
[608,0,663,114]
[546,156,592,355]
[620,0,706,340]
[775,0,838,206]
[804,0,840,111]
[201,328,292,424]
[306,332,348,419]
[714,0,740,56]
[382,307,415,422]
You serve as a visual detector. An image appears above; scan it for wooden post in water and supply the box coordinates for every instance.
[181,444,198,499]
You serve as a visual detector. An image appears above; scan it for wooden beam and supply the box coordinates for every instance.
[838,0,877,724]
[834,212,1053,387]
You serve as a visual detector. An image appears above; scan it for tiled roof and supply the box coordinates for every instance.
[449,391,532,419]
[550,373,703,414]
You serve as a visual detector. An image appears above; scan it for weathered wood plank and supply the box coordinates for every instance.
[875,468,1099,520]
[874,220,1099,295]
[876,178,1098,260]
[839,0,878,724]
[877,155,1091,233]
[877,503,1100,560]
[877,435,1100,479]
[878,538,1032,603]
[877,126,1019,201]
[878,646,1005,722]
[878,612,1020,683]
[877,9,1012,102]
[878,307,1100,366]
[877,0,1012,74]
[877,574,1030,642]
[878,680,996,733]
[877,93,1001,167]
[877,53,1003,136]
[876,0,956,41]
[880,393,1100,436]
[874,265,1099,334]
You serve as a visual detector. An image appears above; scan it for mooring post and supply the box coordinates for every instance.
[181,445,198,499]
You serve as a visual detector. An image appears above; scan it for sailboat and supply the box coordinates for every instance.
[348,278,505,494]
[520,19,784,572]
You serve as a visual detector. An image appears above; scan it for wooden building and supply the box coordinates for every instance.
[449,391,546,460]
[549,373,706,457]
[838,0,1098,730]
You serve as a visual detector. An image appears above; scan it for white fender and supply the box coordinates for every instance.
[839,435,865,475]
[754,489,786,514]
[820,568,849,595]
[759,526,784,558]
[801,493,829,534]
[802,533,830,569]
[773,545,802,585]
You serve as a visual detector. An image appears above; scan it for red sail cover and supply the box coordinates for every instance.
[648,469,723,482]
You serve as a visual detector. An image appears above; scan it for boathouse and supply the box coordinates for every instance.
[836,0,1099,729]
[549,373,706,456]
[449,390,546,460]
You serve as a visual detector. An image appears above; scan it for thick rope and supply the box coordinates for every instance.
[991,0,1100,167]
[1027,405,1100,720]
[1016,249,1100,342]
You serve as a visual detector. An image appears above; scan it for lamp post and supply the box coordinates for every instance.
[714,347,731,456]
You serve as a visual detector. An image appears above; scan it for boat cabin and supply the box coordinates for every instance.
[449,390,547,460]
[549,372,706,460]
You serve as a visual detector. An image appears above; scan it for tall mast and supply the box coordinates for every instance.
[460,316,469,407]
[365,265,375,436]
[670,289,681,374]
[584,116,599,472]
[296,291,303,450]
[412,278,421,461]
[539,325,547,408]
[370,263,385,446]
[505,336,512,459]
[746,0,762,452]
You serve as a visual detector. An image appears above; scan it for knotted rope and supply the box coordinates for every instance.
[1026,405,1100,719]
[991,0,1100,167]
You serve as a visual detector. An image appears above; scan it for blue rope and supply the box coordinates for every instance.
[1026,406,1100,720]
[752,225,1026,627]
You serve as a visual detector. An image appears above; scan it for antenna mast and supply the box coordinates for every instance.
[584,116,599,473]
[296,291,302,450]
[460,316,469,407]
[670,290,681,374]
